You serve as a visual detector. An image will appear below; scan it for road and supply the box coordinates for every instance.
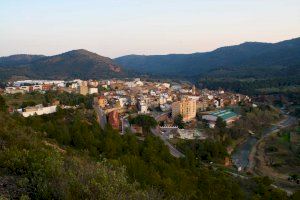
[232,114,297,171]
[93,105,107,129]
[151,112,185,158]
[151,127,185,158]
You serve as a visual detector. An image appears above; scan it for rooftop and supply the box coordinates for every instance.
[210,109,238,120]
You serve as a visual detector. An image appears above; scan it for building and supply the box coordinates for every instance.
[79,85,88,95]
[20,104,57,117]
[202,109,239,128]
[88,87,98,95]
[192,85,196,95]
[172,97,196,122]
[108,110,120,130]
[32,85,43,91]
[196,100,208,111]
[138,100,149,114]
[96,96,107,108]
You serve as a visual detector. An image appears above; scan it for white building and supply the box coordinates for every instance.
[5,87,25,94]
[20,86,30,92]
[171,85,182,91]
[32,85,43,91]
[20,104,57,117]
[162,83,170,88]
[138,101,149,114]
[89,87,98,95]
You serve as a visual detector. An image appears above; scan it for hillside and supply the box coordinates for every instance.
[0,54,45,67]
[114,37,300,78]
[1,94,297,199]
[0,49,127,81]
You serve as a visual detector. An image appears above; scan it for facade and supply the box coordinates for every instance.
[138,100,149,114]
[88,87,98,95]
[20,104,57,117]
[192,85,196,95]
[196,100,208,111]
[97,96,107,108]
[79,85,88,95]
[172,98,196,122]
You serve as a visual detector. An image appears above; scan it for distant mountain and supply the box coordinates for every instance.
[0,49,127,81]
[0,54,45,67]
[114,37,300,78]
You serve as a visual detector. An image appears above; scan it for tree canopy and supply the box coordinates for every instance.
[129,114,157,134]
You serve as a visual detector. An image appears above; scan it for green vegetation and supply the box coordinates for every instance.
[174,114,184,129]
[44,91,94,109]
[0,95,8,112]
[3,92,45,108]
[242,176,290,200]
[215,117,226,129]
[0,96,297,199]
[3,91,94,109]
[198,77,300,95]
[262,127,300,174]
[115,37,300,79]
[129,114,157,134]
[176,139,228,163]
[0,49,127,81]
[0,109,149,199]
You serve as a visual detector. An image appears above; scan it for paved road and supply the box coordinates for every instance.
[232,115,297,171]
[93,105,107,129]
[151,112,185,158]
[151,127,185,158]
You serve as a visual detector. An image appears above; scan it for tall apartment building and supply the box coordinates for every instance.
[172,97,196,122]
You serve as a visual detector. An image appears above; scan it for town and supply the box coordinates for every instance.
[2,78,251,141]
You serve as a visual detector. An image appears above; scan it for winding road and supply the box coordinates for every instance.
[151,127,185,158]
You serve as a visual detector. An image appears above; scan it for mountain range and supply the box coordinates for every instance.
[114,37,300,79]
[0,37,299,81]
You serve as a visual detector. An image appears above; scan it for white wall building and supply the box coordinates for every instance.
[89,87,98,95]
[20,105,57,117]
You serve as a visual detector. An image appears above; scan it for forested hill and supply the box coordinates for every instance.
[114,37,300,77]
[0,54,45,67]
[0,49,127,81]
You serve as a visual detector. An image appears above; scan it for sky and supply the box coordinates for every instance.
[1,0,300,58]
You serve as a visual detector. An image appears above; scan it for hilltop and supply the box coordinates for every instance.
[0,49,127,81]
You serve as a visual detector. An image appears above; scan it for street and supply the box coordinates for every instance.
[93,105,107,129]
[151,127,185,158]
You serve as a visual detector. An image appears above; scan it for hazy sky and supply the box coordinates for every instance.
[1,0,300,58]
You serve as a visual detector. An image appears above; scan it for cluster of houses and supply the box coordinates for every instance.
[2,78,251,139]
